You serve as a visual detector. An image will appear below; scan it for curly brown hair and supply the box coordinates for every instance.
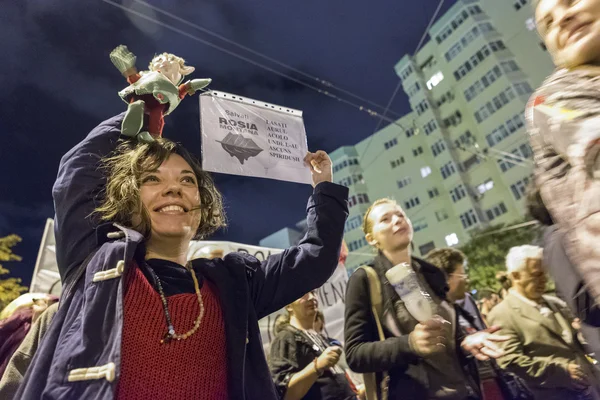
[424,247,466,276]
[95,138,225,240]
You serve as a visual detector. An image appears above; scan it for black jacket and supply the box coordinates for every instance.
[344,255,479,400]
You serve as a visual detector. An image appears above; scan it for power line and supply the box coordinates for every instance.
[358,0,445,165]
[102,0,412,131]
[132,0,402,119]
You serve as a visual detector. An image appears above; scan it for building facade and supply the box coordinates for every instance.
[261,0,554,274]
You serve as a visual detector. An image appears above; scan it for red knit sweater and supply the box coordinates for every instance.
[116,265,228,399]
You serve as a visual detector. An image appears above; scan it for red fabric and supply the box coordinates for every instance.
[117,265,228,400]
[481,378,505,400]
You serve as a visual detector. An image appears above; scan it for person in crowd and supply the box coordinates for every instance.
[426,248,533,400]
[14,113,348,399]
[477,291,501,324]
[488,245,600,400]
[424,249,485,333]
[0,302,58,399]
[0,294,57,379]
[270,291,358,400]
[344,198,508,400]
[528,0,600,305]
[525,183,600,357]
[495,272,511,300]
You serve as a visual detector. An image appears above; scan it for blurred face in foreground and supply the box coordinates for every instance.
[536,0,600,68]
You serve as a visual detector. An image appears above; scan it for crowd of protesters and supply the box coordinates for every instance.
[2,0,600,399]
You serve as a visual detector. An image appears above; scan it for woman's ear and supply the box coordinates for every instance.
[366,233,377,247]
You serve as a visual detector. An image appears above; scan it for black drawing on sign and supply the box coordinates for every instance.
[217,133,263,164]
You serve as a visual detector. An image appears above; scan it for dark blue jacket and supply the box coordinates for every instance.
[15,113,349,399]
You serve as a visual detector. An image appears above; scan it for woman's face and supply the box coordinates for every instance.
[536,0,600,68]
[366,202,413,253]
[288,291,319,321]
[139,154,202,243]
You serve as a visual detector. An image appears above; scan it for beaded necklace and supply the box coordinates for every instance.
[147,262,205,344]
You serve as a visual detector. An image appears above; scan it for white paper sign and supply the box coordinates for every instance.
[199,91,312,184]
[188,240,348,352]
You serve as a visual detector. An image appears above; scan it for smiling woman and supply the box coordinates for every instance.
[13,113,349,400]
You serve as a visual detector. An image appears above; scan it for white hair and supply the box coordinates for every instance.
[506,245,543,274]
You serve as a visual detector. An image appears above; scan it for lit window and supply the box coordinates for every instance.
[426,71,444,90]
[477,179,494,194]
[421,166,432,178]
[445,233,459,246]
[525,17,536,31]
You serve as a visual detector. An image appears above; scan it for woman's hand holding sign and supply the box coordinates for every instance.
[304,151,333,188]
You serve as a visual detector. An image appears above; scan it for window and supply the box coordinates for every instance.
[431,140,446,157]
[423,120,438,135]
[405,196,421,210]
[442,110,463,128]
[464,65,504,102]
[384,137,399,150]
[414,222,429,233]
[427,71,444,90]
[500,60,520,73]
[453,43,498,82]
[436,209,449,222]
[400,65,414,81]
[486,202,508,221]
[407,82,421,97]
[477,179,494,194]
[413,146,424,157]
[332,157,359,173]
[435,9,470,45]
[397,177,412,188]
[460,209,479,229]
[455,131,474,148]
[416,100,430,116]
[344,214,363,233]
[419,241,436,256]
[510,176,530,200]
[441,161,457,179]
[540,42,547,51]
[428,187,440,198]
[486,113,525,146]
[462,154,480,171]
[405,127,416,138]
[514,0,527,10]
[390,157,405,168]
[348,193,370,208]
[514,82,534,96]
[348,237,369,252]
[445,233,459,246]
[421,166,432,178]
[474,87,516,124]
[450,184,467,203]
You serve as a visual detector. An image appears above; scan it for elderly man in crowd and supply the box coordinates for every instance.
[488,245,600,400]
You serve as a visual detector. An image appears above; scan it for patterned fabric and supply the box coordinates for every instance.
[527,67,600,305]
[117,264,228,399]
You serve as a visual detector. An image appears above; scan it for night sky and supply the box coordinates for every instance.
[1,0,456,286]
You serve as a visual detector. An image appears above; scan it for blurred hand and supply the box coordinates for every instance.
[409,318,447,357]
[567,363,590,390]
[461,326,509,361]
[316,346,342,370]
[304,151,332,187]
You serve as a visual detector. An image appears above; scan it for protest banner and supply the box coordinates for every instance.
[199,91,312,184]
[32,222,349,353]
